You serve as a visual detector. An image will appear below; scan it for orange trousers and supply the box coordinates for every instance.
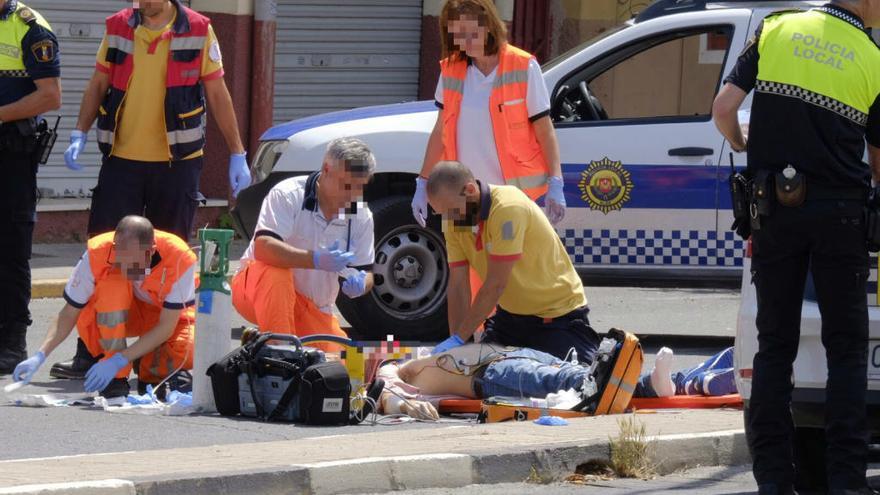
[231,260,347,353]
[77,271,195,384]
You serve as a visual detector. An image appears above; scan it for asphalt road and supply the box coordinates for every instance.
[367,464,880,494]
[0,287,737,462]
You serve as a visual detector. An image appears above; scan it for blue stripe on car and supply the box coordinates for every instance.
[561,163,731,210]
[261,100,437,141]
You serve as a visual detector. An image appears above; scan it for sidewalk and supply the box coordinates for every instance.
[29,240,249,299]
[0,409,748,495]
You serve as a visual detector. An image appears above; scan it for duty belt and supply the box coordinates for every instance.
[805,185,867,202]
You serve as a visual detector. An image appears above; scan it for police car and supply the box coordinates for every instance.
[233,0,824,341]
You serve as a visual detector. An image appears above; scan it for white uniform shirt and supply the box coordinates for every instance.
[435,58,551,185]
[239,174,375,314]
[63,253,197,310]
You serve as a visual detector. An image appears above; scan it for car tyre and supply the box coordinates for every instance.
[335,195,449,342]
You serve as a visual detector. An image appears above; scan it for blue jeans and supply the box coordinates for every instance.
[474,348,589,398]
[634,347,737,398]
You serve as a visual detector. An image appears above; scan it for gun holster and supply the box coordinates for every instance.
[750,170,774,231]
[729,169,751,240]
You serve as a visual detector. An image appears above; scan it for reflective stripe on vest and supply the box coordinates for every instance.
[106,34,135,54]
[0,3,52,72]
[99,337,128,352]
[756,9,880,127]
[95,2,209,160]
[97,310,128,328]
[169,36,205,51]
[440,43,549,200]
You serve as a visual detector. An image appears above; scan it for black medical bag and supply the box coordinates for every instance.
[206,333,351,425]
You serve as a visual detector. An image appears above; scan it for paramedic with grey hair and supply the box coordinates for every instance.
[231,138,376,352]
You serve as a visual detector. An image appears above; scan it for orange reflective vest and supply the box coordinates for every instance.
[440,43,550,199]
[96,0,210,160]
[87,230,197,311]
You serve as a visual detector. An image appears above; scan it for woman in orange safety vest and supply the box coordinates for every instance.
[410,0,566,227]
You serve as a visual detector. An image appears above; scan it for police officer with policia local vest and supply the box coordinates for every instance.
[0,0,61,375]
[51,0,251,381]
[713,2,880,494]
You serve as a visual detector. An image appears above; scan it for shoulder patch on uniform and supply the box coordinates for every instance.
[16,6,36,23]
[209,40,222,63]
[501,221,515,241]
[30,39,55,63]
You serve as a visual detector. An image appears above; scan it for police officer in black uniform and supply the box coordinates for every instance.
[714,1,880,494]
[0,0,61,374]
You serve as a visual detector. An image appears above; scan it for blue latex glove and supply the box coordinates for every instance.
[12,351,45,384]
[84,353,129,393]
[63,130,87,171]
[341,270,368,298]
[545,176,566,225]
[534,415,569,426]
[431,335,465,355]
[411,177,428,228]
[313,240,355,273]
[229,152,252,198]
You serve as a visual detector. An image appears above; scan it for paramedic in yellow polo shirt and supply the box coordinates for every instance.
[426,160,599,361]
[49,0,250,381]
[63,0,250,242]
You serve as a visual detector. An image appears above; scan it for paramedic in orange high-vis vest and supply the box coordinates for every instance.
[411,0,565,229]
[12,216,197,400]
[52,0,250,382]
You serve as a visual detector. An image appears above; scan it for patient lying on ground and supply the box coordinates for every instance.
[377,344,735,420]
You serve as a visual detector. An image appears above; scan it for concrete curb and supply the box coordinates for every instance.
[6,429,749,495]
[31,280,67,300]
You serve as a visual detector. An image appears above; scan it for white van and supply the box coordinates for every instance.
[232,0,822,340]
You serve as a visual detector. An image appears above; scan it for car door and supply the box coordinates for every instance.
[546,10,752,275]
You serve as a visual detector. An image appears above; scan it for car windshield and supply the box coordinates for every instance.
[542,23,632,72]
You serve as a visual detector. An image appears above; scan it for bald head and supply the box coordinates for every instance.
[114,215,155,247]
[426,161,476,198]
[426,161,483,225]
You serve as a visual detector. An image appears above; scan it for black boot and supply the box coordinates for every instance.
[50,338,100,380]
[100,378,130,399]
[0,322,28,375]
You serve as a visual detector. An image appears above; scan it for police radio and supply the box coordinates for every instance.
[35,116,60,165]
[728,152,751,240]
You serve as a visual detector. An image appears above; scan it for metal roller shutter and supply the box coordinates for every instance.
[273,0,422,124]
[25,1,188,198]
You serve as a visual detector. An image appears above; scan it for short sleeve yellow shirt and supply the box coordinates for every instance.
[96,16,224,162]
[444,184,587,319]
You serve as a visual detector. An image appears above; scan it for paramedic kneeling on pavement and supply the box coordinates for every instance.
[427,161,599,360]
[12,216,197,399]
[232,138,376,349]
[713,1,880,493]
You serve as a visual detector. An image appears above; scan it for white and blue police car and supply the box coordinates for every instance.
[236,0,818,340]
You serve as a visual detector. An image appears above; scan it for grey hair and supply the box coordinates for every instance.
[325,137,376,176]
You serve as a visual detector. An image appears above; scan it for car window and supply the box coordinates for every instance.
[543,23,631,72]
[554,26,733,124]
